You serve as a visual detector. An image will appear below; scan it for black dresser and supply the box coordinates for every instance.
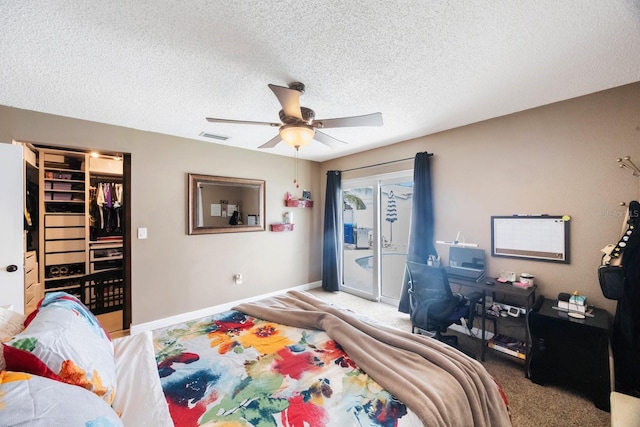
[528,297,611,411]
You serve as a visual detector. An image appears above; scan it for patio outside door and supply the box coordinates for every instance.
[342,172,413,303]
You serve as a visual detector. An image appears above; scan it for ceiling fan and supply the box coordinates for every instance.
[206,82,383,150]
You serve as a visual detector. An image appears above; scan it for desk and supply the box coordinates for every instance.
[528,298,611,411]
[448,277,537,366]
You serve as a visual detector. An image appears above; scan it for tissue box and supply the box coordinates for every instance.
[569,295,587,306]
[557,293,587,313]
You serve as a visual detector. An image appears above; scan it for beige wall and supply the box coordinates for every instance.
[0,106,322,325]
[2,81,638,323]
[322,82,640,314]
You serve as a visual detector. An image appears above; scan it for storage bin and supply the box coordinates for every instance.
[44,153,66,164]
[45,214,85,227]
[91,259,123,272]
[46,240,86,253]
[52,182,73,190]
[90,247,123,261]
[46,192,72,201]
[45,251,86,265]
[45,227,85,239]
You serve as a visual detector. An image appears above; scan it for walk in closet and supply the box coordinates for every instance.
[28,146,128,332]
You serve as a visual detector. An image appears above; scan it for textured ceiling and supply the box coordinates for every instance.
[1,1,639,161]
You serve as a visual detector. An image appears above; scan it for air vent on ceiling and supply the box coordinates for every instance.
[199,131,229,141]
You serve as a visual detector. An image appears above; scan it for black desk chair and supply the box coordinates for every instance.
[406,261,483,348]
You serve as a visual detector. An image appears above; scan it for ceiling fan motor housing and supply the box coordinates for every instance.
[279,106,315,124]
[288,82,305,94]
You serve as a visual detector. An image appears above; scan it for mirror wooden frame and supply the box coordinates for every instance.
[188,173,266,235]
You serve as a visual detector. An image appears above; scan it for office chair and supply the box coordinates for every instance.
[406,261,482,347]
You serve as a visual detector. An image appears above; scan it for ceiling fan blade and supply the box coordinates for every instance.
[206,117,280,127]
[312,112,383,129]
[314,131,347,149]
[268,84,302,120]
[258,134,282,149]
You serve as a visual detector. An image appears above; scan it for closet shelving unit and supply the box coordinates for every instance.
[38,149,89,300]
[88,168,124,274]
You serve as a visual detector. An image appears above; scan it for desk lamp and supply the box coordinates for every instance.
[436,231,479,248]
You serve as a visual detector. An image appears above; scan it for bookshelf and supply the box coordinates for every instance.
[448,276,537,370]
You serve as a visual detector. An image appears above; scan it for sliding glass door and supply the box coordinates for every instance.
[342,172,413,303]
[342,180,377,299]
[379,179,413,303]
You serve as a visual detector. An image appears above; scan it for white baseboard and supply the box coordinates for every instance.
[130,281,321,335]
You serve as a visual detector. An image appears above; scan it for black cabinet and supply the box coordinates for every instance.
[528,298,611,411]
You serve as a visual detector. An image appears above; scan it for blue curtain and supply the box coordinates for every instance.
[322,171,342,291]
[398,152,437,313]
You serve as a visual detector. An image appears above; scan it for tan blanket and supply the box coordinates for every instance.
[235,290,511,427]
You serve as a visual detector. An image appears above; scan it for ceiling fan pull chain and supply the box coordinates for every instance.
[294,148,299,188]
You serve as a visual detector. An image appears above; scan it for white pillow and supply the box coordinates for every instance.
[3,292,117,404]
[0,306,26,370]
[112,331,173,427]
[0,370,123,426]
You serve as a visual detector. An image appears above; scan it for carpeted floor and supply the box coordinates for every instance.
[307,287,611,427]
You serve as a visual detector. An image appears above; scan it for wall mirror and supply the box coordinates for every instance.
[188,173,265,234]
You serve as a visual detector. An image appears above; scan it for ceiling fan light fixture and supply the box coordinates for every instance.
[280,124,315,148]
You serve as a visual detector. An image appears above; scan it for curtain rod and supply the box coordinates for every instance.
[340,152,433,173]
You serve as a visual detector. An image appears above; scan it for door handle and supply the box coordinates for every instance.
[5,265,18,273]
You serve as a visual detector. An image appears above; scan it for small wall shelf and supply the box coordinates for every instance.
[270,223,294,232]
[285,199,313,208]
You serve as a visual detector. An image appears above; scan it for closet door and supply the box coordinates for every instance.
[0,144,25,311]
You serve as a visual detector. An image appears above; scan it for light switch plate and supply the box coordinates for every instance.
[137,227,147,239]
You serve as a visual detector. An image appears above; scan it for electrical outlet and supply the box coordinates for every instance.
[234,274,242,285]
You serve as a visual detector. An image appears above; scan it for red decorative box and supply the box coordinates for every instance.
[285,199,313,208]
[270,223,294,232]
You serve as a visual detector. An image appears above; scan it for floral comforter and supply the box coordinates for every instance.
[153,309,419,427]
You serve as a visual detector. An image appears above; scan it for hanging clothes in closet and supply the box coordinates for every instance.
[89,180,123,241]
[24,177,39,250]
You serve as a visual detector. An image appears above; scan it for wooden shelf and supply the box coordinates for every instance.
[285,199,313,208]
[270,223,294,232]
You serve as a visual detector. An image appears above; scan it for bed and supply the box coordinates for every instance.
[1,290,511,426]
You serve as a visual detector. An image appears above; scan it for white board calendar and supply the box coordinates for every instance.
[491,215,570,263]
